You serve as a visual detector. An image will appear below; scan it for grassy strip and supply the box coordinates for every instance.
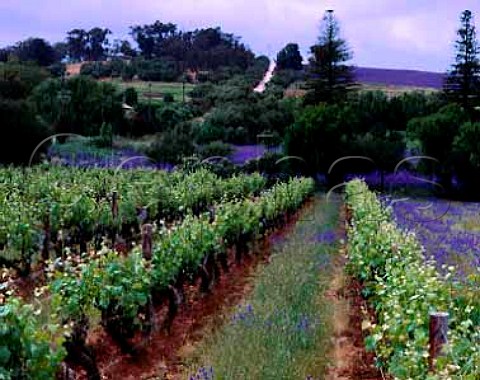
[108,79,195,102]
[185,194,340,380]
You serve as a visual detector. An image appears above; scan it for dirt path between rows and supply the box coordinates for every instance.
[79,201,314,380]
[73,199,383,380]
[324,219,383,380]
[92,248,261,380]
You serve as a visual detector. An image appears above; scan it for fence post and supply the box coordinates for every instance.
[111,191,119,246]
[112,191,118,219]
[42,213,50,261]
[142,224,153,260]
[429,311,449,371]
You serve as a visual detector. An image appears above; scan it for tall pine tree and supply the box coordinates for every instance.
[444,10,480,114]
[304,10,356,105]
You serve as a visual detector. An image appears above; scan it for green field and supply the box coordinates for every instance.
[360,82,439,97]
[107,79,196,103]
[285,80,439,99]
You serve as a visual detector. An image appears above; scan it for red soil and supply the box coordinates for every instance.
[324,207,383,380]
[78,205,310,380]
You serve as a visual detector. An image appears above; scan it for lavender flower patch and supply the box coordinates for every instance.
[47,144,174,171]
[344,170,439,189]
[391,198,480,278]
[231,303,255,326]
[313,229,337,245]
[229,145,265,165]
[232,304,321,340]
[229,145,281,165]
[189,366,214,380]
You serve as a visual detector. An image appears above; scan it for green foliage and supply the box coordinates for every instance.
[0,63,49,95]
[11,38,57,67]
[163,93,174,103]
[124,87,138,106]
[47,62,66,78]
[240,152,298,182]
[304,10,356,105]
[407,103,467,162]
[147,122,195,163]
[121,63,136,81]
[269,69,305,89]
[0,99,53,163]
[32,75,123,136]
[196,141,233,160]
[195,80,296,145]
[134,58,180,82]
[284,104,348,172]
[155,103,194,131]
[80,60,128,79]
[129,23,255,71]
[454,121,480,167]
[189,196,338,379]
[345,179,480,379]
[91,122,113,148]
[0,79,29,100]
[387,91,447,130]
[276,43,304,71]
[407,103,469,192]
[284,91,449,181]
[66,27,111,61]
[452,121,480,194]
[80,61,112,78]
[444,10,480,112]
[0,297,66,379]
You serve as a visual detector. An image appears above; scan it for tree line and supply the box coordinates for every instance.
[281,8,480,198]
[0,21,255,75]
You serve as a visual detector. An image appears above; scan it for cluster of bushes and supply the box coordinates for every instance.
[0,63,53,163]
[284,91,448,186]
[79,55,269,84]
[80,58,183,82]
[189,57,299,145]
[32,75,123,137]
[268,69,305,89]
[120,100,199,137]
[407,104,480,197]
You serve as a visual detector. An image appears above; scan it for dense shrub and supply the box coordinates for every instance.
[407,103,468,192]
[147,122,195,164]
[163,93,174,103]
[134,59,180,82]
[31,76,123,136]
[80,62,107,78]
[0,63,49,94]
[196,141,233,160]
[155,103,195,131]
[452,121,480,196]
[80,60,129,79]
[124,87,138,106]
[0,98,53,163]
[269,69,305,89]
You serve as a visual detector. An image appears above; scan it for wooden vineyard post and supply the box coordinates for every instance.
[42,213,50,262]
[57,230,64,260]
[429,311,449,371]
[111,191,118,246]
[111,191,118,219]
[141,224,153,260]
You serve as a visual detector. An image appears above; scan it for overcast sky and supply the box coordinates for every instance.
[1,1,479,72]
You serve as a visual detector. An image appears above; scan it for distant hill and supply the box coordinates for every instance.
[354,67,446,89]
